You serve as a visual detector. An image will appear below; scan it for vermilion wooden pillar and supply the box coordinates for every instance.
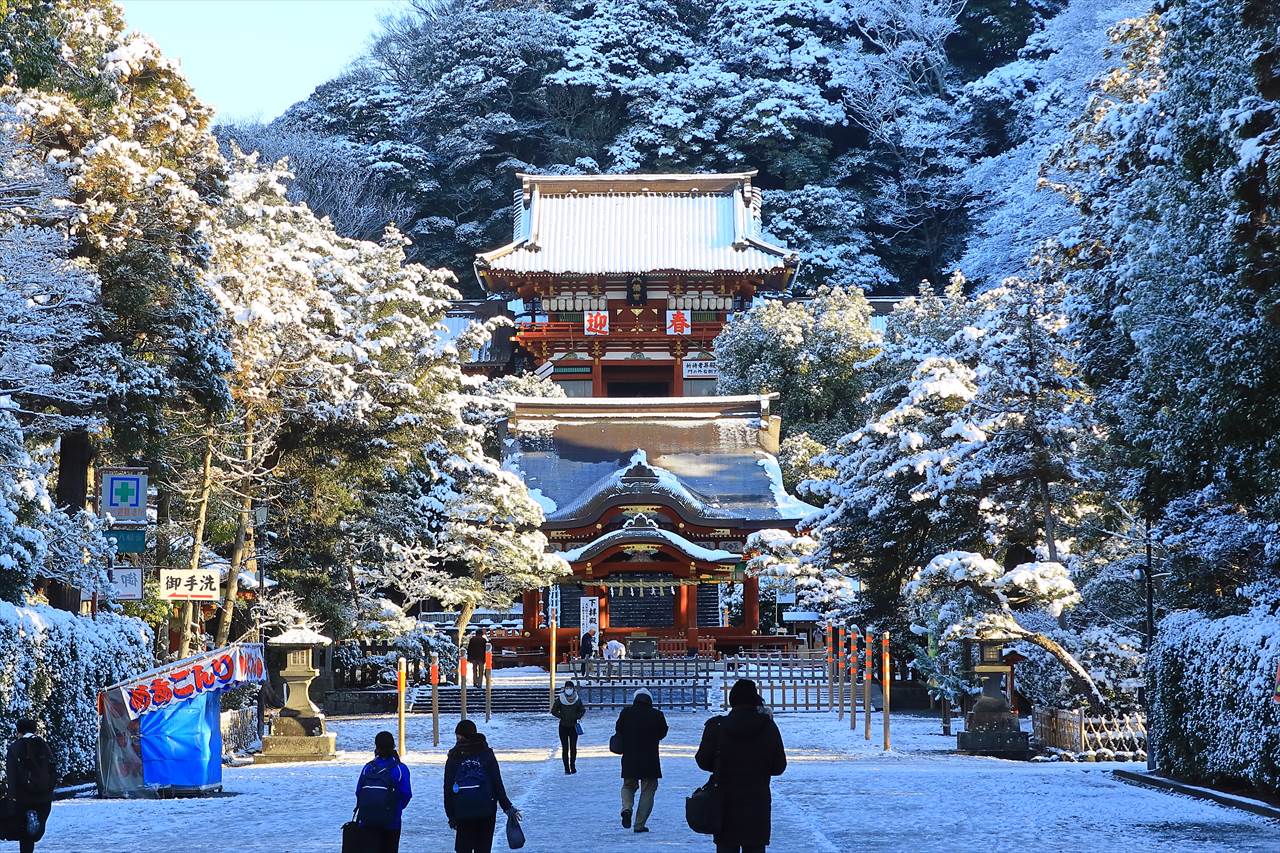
[592,359,604,397]
[522,589,540,634]
[683,585,699,646]
[673,359,684,396]
[674,583,690,635]
[596,585,610,631]
[743,576,760,632]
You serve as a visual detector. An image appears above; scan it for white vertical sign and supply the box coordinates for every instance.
[580,595,599,631]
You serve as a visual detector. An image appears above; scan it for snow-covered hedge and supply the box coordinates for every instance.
[1149,603,1280,794]
[0,603,152,787]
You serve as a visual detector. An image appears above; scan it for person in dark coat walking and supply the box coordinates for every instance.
[695,679,786,853]
[550,680,586,774]
[613,687,668,834]
[4,719,56,853]
[443,720,521,853]
[354,731,413,853]
[466,631,488,685]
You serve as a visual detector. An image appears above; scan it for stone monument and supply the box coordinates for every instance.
[956,641,1030,758]
[256,625,338,764]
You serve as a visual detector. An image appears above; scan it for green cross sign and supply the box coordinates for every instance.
[112,480,137,506]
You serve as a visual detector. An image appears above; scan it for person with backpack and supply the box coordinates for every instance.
[354,731,413,853]
[550,680,586,774]
[4,719,56,853]
[612,687,667,834]
[444,720,521,853]
[694,679,786,853]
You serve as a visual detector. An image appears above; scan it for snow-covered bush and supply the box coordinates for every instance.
[0,603,152,786]
[1148,593,1280,794]
[1014,622,1145,713]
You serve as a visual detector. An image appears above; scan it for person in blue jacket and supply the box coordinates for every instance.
[355,730,413,853]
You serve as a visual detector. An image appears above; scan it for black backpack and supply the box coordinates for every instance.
[356,762,401,828]
[11,739,55,799]
[451,757,495,820]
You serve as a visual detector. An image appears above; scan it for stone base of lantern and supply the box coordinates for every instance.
[255,733,338,764]
[957,711,1030,759]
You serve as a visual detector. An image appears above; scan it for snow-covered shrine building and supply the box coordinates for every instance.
[477,172,814,653]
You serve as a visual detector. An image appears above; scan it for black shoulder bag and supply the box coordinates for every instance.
[685,720,726,835]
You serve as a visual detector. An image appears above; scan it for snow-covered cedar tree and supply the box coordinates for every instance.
[714,287,880,443]
[461,371,565,457]
[776,433,834,498]
[904,550,1106,710]
[1148,582,1280,793]
[251,590,320,635]
[744,528,858,627]
[0,603,152,787]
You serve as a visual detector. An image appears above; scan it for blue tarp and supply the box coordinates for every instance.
[139,690,222,789]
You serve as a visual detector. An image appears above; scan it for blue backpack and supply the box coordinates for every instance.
[452,757,494,820]
[357,762,402,828]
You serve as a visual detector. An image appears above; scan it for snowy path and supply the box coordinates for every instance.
[39,712,1278,852]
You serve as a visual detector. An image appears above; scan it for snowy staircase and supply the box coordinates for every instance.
[408,685,550,714]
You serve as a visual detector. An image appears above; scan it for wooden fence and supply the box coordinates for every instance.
[1032,708,1147,757]
[574,657,716,710]
[219,706,260,754]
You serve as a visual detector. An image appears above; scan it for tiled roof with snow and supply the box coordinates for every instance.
[503,396,817,527]
[476,172,798,280]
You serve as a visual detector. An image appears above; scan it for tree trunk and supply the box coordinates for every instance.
[1038,475,1060,563]
[155,489,175,657]
[55,428,93,511]
[455,601,476,648]
[178,421,216,659]
[215,418,255,647]
[1015,628,1106,713]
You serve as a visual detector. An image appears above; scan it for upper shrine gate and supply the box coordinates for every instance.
[476,172,812,654]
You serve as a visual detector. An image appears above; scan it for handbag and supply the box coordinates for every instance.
[574,721,584,736]
[608,733,623,755]
[0,800,22,842]
[685,720,726,835]
[341,808,380,853]
[505,813,526,850]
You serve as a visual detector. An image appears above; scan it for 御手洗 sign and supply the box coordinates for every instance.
[99,467,148,523]
[108,528,147,554]
[683,359,718,379]
[666,309,692,336]
[79,567,144,602]
[158,568,221,601]
[584,310,610,336]
[112,643,266,720]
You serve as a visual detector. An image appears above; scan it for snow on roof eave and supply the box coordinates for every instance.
[515,170,760,195]
[507,393,777,409]
[552,526,740,565]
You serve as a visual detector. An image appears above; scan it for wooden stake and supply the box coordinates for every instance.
[548,608,558,712]
[396,656,407,755]
[826,623,834,710]
[485,647,493,723]
[864,633,872,741]
[430,653,439,747]
[459,653,468,722]
[850,632,859,730]
[882,631,891,751]
[836,626,845,719]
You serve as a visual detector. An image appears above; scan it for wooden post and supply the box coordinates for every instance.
[849,632,858,730]
[396,656,407,755]
[864,633,872,741]
[548,608,558,712]
[829,622,839,706]
[485,647,493,723]
[459,653,468,722]
[941,655,951,736]
[882,631,891,751]
[430,653,440,747]
[836,626,846,720]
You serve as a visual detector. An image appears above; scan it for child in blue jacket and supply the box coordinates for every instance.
[356,730,413,852]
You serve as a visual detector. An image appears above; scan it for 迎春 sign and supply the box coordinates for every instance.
[158,568,221,601]
[99,467,148,523]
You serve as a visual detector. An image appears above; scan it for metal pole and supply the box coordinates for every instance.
[459,652,468,722]
[863,633,872,741]
[485,646,493,723]
[548,608,558,712]
[882,631,891,751]
[430,653,439,747]
[396,656,407,755]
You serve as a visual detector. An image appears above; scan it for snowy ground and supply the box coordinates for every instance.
[41,711,1278,852]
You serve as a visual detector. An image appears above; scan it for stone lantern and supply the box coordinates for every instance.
[256,625,338,764]
[956,640,1030,758]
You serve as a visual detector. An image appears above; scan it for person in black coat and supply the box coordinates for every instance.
[578,626,597,676]
[443,720,521,853]
[613,687,668,834]
[695,679,787,853]
[5,718,56,853]
[550,680,586,774]
[466,631,488,685]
